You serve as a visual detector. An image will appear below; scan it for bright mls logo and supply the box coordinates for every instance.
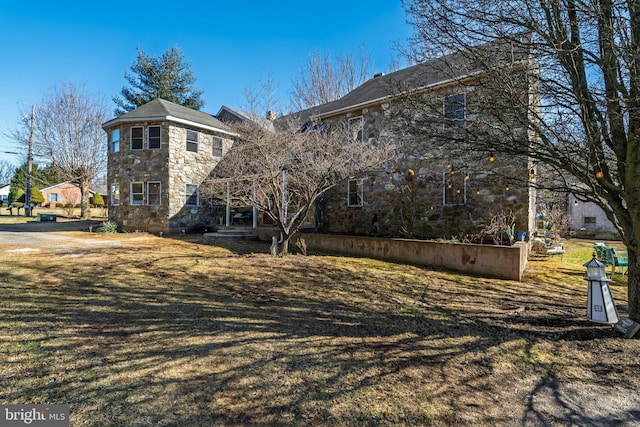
[1,405,69,426]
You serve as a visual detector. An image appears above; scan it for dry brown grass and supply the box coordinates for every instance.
[0,229,638,426]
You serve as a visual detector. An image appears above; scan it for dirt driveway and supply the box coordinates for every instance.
[0,220,129,253]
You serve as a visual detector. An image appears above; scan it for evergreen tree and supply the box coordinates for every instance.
[113,46,205,115]
[17,187,43,204]
[90,192,104,207]
[9,163,62,193]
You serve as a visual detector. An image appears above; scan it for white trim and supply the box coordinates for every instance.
[185,183,199,206]
[130,182,144,205]
[111,183,120,206]
[110,128,120,152]
[102,115,239,137]
[186,129,199,153]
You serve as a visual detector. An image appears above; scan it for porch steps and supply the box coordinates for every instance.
[203,228,258,241]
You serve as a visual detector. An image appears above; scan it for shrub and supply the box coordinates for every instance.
[90,192,105,207]
[97,220,120,233]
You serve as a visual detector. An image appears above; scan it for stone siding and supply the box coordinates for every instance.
[317,83,534,239]
[106,120,233,232]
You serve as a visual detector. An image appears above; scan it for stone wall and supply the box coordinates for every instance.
[318,83,534,240]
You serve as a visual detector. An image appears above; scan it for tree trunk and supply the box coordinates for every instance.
[80,180,90,219]
[628,251,640,323]
[281,236,290,255]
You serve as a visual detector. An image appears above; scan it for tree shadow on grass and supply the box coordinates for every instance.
[1,246,639,426]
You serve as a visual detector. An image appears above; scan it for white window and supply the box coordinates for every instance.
[186,130,198,152]
[347,179,364,207]
[147,182,161,205]
[131,127,143,150]
[212,136,223,157]
[348,116,364,142]
[148,126,161,149]
[111,183,120,206]
[443,170,466,205]
[130,182,144,205]
[110,129,120,153]
[47,193,60,202]
[444,93,465,127]
[185,184,198,206]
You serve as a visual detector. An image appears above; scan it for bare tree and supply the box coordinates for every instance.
[289,48,372,111]
[402,0,640,321]
[0,160,15,184]
[202,120,391,254]
[13,83,108,219]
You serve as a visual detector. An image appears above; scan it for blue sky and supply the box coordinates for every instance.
[0,1,412,166]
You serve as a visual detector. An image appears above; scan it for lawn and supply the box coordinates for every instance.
[0,228,638,426]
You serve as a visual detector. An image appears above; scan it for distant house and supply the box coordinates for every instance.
[0,184,9,203]
[40,181,96,207]
[567,193,618,239]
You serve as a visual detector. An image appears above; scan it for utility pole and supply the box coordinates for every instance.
[25,104,34,217]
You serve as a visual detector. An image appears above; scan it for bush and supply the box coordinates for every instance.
[90,192,105,207]
[97,220,120,233]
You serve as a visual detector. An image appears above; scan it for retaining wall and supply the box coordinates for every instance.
[253,229,528,281]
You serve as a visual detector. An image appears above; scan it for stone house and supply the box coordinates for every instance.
[104,42,537,238]
[102,98,236,232]
[274,45,538,240]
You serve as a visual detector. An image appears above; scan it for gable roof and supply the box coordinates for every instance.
[216,105,275,132]
[40,181,96,195]
[102,98,236,136]
[291,39,530,121]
